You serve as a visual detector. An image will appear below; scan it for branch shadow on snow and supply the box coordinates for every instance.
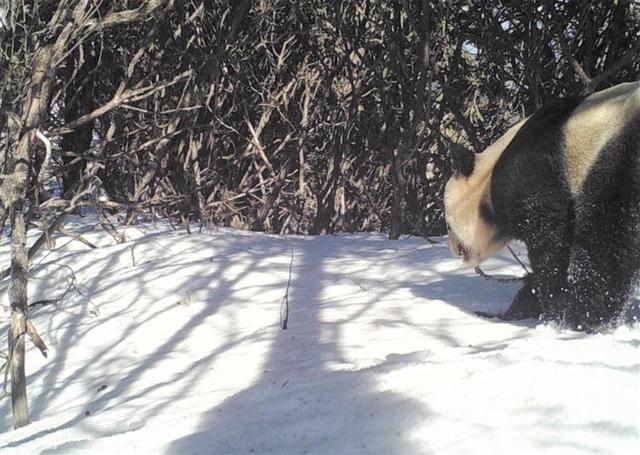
[167,236,428,454]
[1,225,637,451]
[0,225,429,452]
[1,225,286,443]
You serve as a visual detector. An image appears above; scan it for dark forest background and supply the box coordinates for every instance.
[2,0,639,242]
[1,0,640,430]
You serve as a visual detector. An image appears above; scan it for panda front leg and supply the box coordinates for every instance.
[503,198,574,322]
[563,245,625,331]
[562,179,640,331]
[503,255,571,323]
[503,274,542,320]
[510,240,572,322]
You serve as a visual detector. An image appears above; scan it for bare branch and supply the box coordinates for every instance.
[50,70,192,135]
[87,0,169,33]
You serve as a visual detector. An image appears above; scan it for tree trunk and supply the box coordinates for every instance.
[9,204,29,428]
[1,34,68,430]
[389,146,406,240]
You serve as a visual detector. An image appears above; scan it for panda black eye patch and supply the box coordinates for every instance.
[479,202,497,224]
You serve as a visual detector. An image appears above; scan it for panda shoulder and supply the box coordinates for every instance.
[563,81,640,193]
[622,81,640,117]
[572,81,640,119]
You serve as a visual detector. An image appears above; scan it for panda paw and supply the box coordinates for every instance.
[503,275,542,320]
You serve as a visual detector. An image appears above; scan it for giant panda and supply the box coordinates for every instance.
[444,81,640,332]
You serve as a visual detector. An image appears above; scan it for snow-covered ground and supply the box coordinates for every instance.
[0,217,638,454]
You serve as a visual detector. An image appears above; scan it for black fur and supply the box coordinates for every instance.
[479,202,496,225]
[503,274,542,320]
[479,201,511,247]
[451,145,476,177]
[566,115,640,329]
[490,96,640,331]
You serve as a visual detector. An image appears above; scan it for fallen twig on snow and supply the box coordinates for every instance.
[475,266,525,284]
[475,245,529,284]
[280,243,294,330]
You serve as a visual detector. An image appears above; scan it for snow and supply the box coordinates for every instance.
[0,217,639,454]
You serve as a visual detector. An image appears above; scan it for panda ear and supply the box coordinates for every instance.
[451,145,476,177]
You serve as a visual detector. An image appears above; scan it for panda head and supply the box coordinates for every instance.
[443,121,525,266]
[444,146,507,266]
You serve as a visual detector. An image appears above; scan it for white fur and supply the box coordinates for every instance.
[563,81,640,193]
[444,119,525,266]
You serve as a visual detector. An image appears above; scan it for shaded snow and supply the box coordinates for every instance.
[0,218,638,454]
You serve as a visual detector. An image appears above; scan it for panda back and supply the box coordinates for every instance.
[563,81,640,194]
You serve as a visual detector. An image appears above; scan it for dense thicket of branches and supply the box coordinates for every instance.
[2,1,639,240]
[0,0,639,428]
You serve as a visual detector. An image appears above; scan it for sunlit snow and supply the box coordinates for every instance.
[0,217,638,454]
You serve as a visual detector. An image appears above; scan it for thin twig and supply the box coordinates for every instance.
[29,262,100,316]
[507,245,530,274]
[475,244,530,283]
[475,266,525,284]
[280,243,294,330]
[49,70,192,136]
[0,213,68,281]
